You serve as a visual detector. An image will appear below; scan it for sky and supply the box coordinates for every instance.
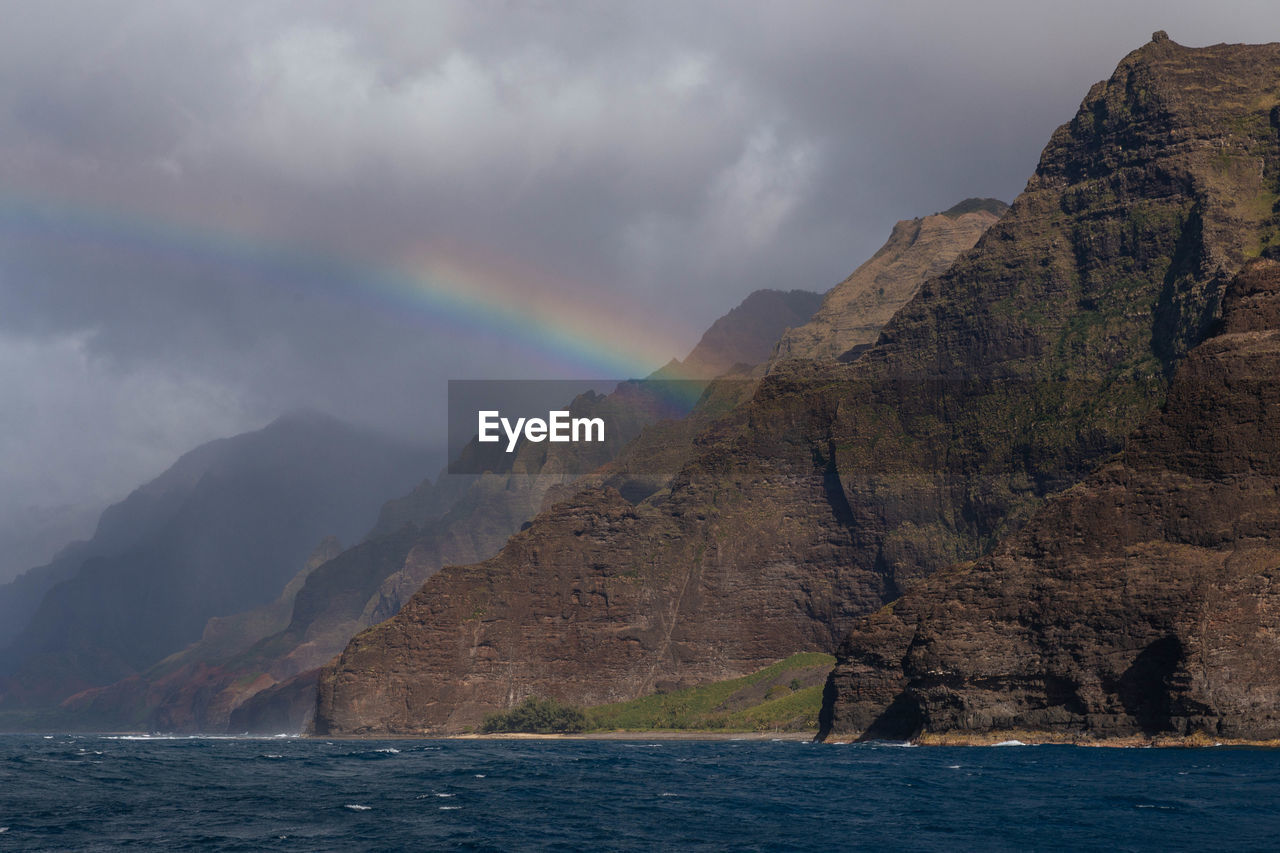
[1,0,1279,579]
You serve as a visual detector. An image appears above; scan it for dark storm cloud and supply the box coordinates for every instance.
[1,0,1277,578]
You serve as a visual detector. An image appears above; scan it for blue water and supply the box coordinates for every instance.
[1,736,1278,851]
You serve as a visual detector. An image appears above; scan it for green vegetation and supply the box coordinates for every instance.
[479,696,588,734]
[585,652,834,733]
[476,654,836,736]
[940,197,1009,218]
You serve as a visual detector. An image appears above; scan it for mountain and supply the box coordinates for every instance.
[0,502,101,587]
[0,435,258,650]
[772,199,1006,362]
[314,34,1280,735]
[0,412,435,711]
[667,289,823,377]
[72,222,958,734]
[823,259,1280,743]
[46,286,794,731]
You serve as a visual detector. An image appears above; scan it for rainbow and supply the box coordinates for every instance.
[0,193,697,379]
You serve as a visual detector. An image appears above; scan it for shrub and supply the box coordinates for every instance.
[479,696,588,734]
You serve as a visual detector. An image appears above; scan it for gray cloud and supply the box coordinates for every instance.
[1,0,1277,577]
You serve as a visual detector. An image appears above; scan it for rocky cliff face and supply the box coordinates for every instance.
[316,35,1280,735]
[772,199,1006,362]
[824,260,1280,742]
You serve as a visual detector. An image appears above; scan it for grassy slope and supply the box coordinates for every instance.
[585,653,835,733]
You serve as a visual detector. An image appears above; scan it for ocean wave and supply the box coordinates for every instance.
[344,804,372,811]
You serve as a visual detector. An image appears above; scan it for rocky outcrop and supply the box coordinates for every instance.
[824,260,1280,741]
[316,35,1280,735]
[772,199,1006,362]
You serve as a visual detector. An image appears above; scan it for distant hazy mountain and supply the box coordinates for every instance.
[662,289,823,377]
[0,502,102,586]
[0,411,435,709]
[0,435,253,650]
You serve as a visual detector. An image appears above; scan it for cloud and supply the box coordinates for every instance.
[0,330,254,509]
[3,0,1280,571]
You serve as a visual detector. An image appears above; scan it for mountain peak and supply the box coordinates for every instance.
[669,288,824,378]
[938,198,1009,219]
[773,199,1006,362]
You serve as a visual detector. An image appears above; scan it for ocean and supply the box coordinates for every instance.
[1,735,1277,851]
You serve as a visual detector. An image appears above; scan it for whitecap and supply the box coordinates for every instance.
[344,804,372,811]
[474,774,486,778]
[947,765,961,769]
[435,793,455,798]
[992,740,1026,747]
[439,806,462,811]
[42,735,52,740]
[375,748,400,754]
[0,827,8,833]
[108,735,240,741]
[659,792,679,797]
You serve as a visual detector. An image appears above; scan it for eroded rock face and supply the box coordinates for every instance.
[824,261,1280,741]
[317,36,1280,735]
[772,199,1006,362]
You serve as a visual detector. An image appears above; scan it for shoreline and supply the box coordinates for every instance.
[314,730,819,742]
[823,730,1280,748]
[448,730,816,741]
[10,729,1280,747]
[316,728,1280,747]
